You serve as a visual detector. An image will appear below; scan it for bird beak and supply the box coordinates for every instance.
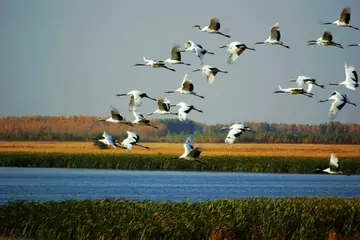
[193,69,200,72]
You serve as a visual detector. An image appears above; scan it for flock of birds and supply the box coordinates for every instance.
[92,7,359,173]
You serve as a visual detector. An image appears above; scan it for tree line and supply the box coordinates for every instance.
[1,116,360,144]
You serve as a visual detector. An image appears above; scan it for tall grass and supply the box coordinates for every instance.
[1,152,360,174]
[1,198,360,240]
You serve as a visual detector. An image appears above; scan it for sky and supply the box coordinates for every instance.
[1,0,360,125]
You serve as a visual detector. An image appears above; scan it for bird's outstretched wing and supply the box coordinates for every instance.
[183,136,194,155]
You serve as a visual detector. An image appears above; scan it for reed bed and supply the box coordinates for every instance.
[1,141,360,157]
[1,152,360,174]
[1,198,360,240]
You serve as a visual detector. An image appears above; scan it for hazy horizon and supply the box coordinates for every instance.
[1,0,360,125]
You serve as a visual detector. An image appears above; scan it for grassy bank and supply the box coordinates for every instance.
[1,152,360,174]
[1,198,360,239]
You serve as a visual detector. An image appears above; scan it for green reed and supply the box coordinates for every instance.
[1,198,360,240]
[0,152,360,174]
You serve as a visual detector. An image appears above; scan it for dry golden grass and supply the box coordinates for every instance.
[0,141,360,157]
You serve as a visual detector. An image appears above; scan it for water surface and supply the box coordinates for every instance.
[1,167,359,204]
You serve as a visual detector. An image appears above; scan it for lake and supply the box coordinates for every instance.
[1,167,359,205]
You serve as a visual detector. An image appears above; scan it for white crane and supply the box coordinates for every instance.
[193,17,231,38]
[328,63,358,90]
[219,42,255,64]
[313,153,345,175]
[160,45,191,66]
[289,76,325,93]
[273,85,314,98]
[147,98,178,116]
[219,124,254,144]
[116,90,156,111]
[172,102,203,121]
[164,74,204,99]
[134,57,176,72]
[119,131,149,152]
[318,91,356,119]
[255,23,290,49]
[321,7,359,31]
[93,132,120,149]
[96,106,133,126]
[180,41,214,65]
[193,65,228,84]
[346,43,360,48]
[307,31,343,48]
[170,136,206,165]
[132,111,158,129]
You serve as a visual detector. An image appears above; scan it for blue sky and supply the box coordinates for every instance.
[1,0,360,125]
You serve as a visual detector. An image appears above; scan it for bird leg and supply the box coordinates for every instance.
[216,31,231,38]
[135,143,150,150]
[318,99,329,103]
[334,43,343,49]
[314,83,325,89]
[115,93,127,96]
[347,44,359,47]
[193,93,205,99]
[347,101,357,107]
[164,90,175,94]
[195,160,207,166]
[246,47,256,51]
[179,61,191,66]
[302,93,313,98]
[133,64,146,66]
[219,45,228,49]
[206,51,215,55]
[148,124,158,129]
[255,42,265,45]
[349,25,360,31]
[279,43,290,49]
[163,66,176,72]
[193,107,203,113]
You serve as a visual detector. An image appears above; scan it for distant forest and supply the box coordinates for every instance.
[1,116,360,144]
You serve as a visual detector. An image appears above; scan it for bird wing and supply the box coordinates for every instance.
[126,131,139,143]
[171,45,181,61]
[228,45,245,64]
[225,127,243,144]
[307,84,313,93]
[183,80,194,92]
[121,138,133,152]
[323,31,332,42]
[183,136,194,155]
[110,106,124,121]
[340,7,351,24]
[295,76,306,87]
[329,153,339,168]
[345,64,358,86]
[129,94,142,111]
[102,131,112,140]
[208,17,221,31]
[133,111,144,121]
[178,106,188,121]
[329,98,346,119]
[188,147,202,159]
[157,98,165,111]
[163,98,171,112]
[103,132,116,146]
[270,23,280,40]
